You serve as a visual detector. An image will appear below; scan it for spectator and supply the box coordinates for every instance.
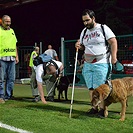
[25,53,31,77]
[36,59,63,104]
[44,44,59,61]
[29,46,40,102]
[0,15,19,103]
[75,9,117,117]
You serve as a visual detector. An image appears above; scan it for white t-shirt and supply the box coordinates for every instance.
[80,23,115,63]
[44,49,58,59]
[36,60,63,83]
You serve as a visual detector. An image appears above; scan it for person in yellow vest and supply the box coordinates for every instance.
[29,46,40,102]
[0,15,19,103]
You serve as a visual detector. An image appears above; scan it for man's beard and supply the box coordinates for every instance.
[86,22,94,29]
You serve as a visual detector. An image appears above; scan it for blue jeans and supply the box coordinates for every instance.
[0,60,15,99]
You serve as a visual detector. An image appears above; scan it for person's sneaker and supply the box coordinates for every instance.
[4,98,9,101]
[87,108,98,115]
[33,96,41,102]
[4,96,14,101]
[46,96,54,102]
[0,98,5,103]
[98,108,105,119]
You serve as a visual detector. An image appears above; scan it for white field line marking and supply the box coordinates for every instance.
[0,122,33,133]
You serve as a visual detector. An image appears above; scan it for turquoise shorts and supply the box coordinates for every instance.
[82,62,112,89]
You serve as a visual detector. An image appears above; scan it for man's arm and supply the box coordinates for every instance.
[53,50,59,61]
[37,82,47,104]
[58,63,64,77]
[55,56,59,61]
[15,46,19,64]
[108,37,118,64]
[36,65,47,104]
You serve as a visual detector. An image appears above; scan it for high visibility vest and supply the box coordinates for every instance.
[29,51,38,67]
[0,26,17,57]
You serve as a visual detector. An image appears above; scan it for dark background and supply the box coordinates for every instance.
[0,0,133,52]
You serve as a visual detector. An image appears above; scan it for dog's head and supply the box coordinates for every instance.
[91,84,110,107]
[58,74,80,87]
[91,90,101,107]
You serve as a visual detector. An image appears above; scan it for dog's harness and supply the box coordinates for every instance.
[105,79,113,99]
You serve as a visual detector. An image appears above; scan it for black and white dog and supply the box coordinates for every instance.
[56,74,80,101]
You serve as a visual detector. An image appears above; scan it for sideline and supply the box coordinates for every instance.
[0,121,33,133]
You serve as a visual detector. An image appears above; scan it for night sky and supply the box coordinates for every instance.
[0,0,132,52]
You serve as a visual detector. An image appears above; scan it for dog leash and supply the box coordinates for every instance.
[106,80,112,91]
[105,79,113,100]
[46,78,59,97]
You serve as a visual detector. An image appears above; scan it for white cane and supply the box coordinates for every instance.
[69,48,78,118]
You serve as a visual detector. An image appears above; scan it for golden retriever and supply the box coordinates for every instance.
[91,77,133,121]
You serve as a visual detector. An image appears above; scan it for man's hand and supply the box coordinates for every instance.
[75,39,81,49]
[56,75,61,86]
[75,39,84,50]
[15,56,19,64]
[111,58,117,64]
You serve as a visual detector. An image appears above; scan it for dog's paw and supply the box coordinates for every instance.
[119,118,125,121]
[97,109,105,119]
[104,110,108,117]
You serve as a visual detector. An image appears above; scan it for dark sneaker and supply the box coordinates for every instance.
[33,96,41,102]
[0,98,5,103]
[4,96,15,101]
[87,108,98,115]
[98,109,105,119]
[46,96,54,102]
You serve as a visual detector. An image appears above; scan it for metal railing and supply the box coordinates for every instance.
[61,34,133,85]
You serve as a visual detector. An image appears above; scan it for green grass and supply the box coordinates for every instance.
[0,84,133,133]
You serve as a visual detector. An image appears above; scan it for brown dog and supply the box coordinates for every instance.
[91,77,133,121]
